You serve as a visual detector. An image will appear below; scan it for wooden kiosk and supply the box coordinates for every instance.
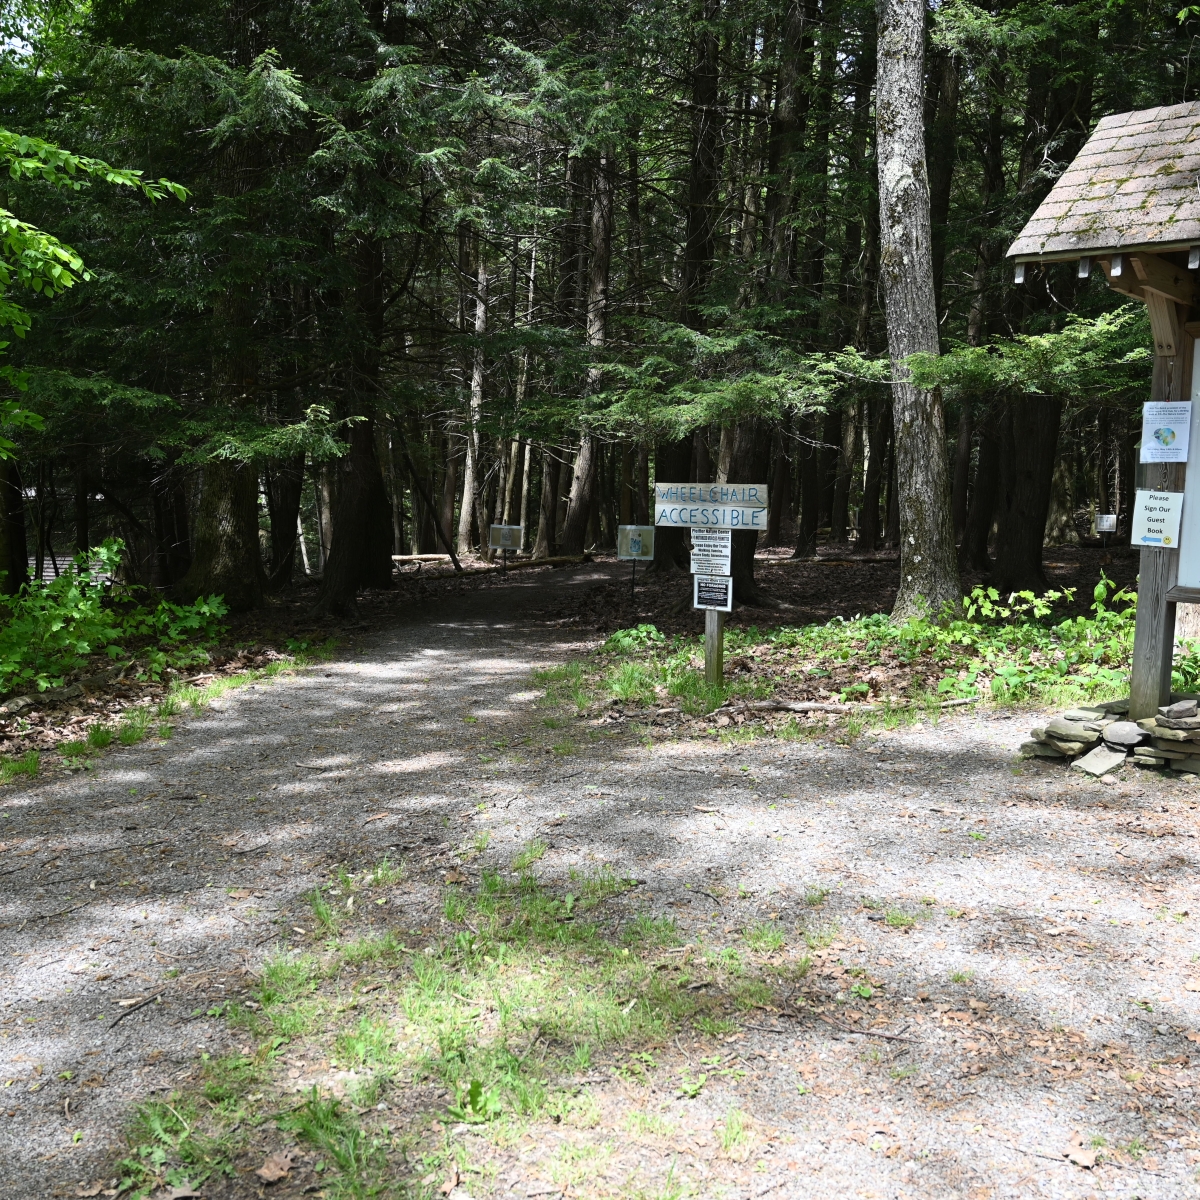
[1008,100,1200,719]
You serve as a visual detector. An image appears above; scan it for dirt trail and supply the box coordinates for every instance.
[2,562,1198,1199]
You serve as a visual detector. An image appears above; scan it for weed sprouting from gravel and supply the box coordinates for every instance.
[743,922,785,953]
[512,838,548,870]
[306,888,341,935]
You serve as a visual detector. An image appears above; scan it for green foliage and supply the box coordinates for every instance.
[0,539,227,695]
[764,575,1136,706]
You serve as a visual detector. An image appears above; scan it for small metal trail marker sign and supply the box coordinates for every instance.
[617,525,655,599]
[488,524,522,574]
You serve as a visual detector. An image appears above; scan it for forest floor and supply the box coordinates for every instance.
[3,551,1198,1200]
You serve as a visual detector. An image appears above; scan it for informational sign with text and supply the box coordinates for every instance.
[617,525,655,560]
[655,483,768,508]
[1131,489,1183,546]
[694,573,733,612]
[690,528,731,575]
[1140,402,1192,462]
[488,524,522,549]
[655,504,768,529]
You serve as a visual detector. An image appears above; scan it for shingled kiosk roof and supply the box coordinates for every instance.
[1008,100,1200,261]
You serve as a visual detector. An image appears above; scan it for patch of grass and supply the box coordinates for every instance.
[890,1064,918,1080]
[86,723,113,749]
[472,830,491,854]
[336,1016,395,1067]
[884,908,915,929]
[720,1108,751,1160]
[609,660,657,706]
[949,968,975,984]
[512,838,548,871]
[533,662,590,713]
[306,889,341,936]
[340,932,406,965]
[623,913,681,946]
[551,739,577,755]
[695,1015,738,1037]
[1,749,38,782]
[58,739,88,758]
[624,1109,678,1137]
[279,1086,386,1197]
[743,922,785,953]
[804,922,839,949]
[362,856,403,887]
[804,886,830,908]
[118,709,150,745]
[542,715,567,729]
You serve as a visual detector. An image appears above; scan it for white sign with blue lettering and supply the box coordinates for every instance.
[655,504,768,529]
[655,483,768,508]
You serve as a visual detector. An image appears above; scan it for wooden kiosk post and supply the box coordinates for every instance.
[1007,101,1200,719]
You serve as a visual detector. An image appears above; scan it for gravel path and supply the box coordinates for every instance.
[2,563,1198,1199]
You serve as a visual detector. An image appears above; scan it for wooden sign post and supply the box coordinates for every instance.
[1005,101,1200,718]
[655,485,766,688]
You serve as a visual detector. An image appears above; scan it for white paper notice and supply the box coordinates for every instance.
[1140,401,1192,462]
[1131,489,1184,547]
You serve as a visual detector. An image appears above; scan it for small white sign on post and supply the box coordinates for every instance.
[617,525,655,560]
[1131,490,1183,547]
[488,524,522,550]
[1096,514,1118,533]
[1140,402,1192,462]
[690,528,731,575]
[694,574,732,612]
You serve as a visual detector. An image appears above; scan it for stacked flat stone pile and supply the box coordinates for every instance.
[1021,696,1200,776]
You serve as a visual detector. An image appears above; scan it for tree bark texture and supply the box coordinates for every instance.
[991,396,1061,594]
[264,453,305,590]
[728,418,773,604]
[962,409,998,571]
[176,461,262,610]
[875,0,960,617]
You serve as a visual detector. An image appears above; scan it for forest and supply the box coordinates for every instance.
[0,0,1186,619]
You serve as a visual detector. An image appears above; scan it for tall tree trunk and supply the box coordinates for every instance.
[950,407,972,540]
[729,419,774,605]
[875,0,960,618]
[176,119,263,611]
[74,449,89,554]
[925,47,959,315]
[264,453,305,590]
[962,409,999,571]
[679,0,724,327]
[533,449,560,559]
[560,147,614,556]
[992,397,1061,593]
[0,462,27,594]
[857,395,891,555]
[765,423,791,546]
[830,402,858,545]
[314,236,394,615]
[763,0,816,295]
[793,413,822,558]
[650,438,691,572]
[458,250,488,557]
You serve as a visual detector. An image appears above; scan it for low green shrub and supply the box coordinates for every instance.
[0,539,227,695]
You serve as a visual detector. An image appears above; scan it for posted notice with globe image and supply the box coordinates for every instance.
[1140,401,1191,463]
